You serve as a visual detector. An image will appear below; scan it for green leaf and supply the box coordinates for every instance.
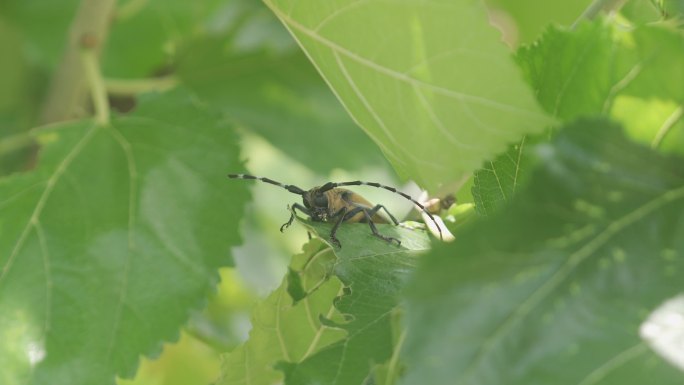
[178,38,388,173]
[0,19,40,175]
[518,20,684,117]
[611,25,684,153]
[477,21,684,215]
[0,0,80,70]
[0,90,248,385]
[471,137,529,216]
[618,25,684,103]
[475,20,619,215]
[402,119,684,385]
[105,0,226,77]
[640,294,684,372]
[278,221,431,385]
[661,0,684,18]
[477,20,621,217]
[611,96,684,156]
[482,0,593,45]
[621,0,684,24]
[620,0,666,25]
[263,0,551,191]
[217,240,346,385]
[516,20,622,120]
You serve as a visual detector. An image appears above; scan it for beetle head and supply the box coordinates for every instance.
[303,187,330,221]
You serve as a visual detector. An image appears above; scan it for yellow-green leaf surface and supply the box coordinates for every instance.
[471,137,529,215]
[0,90,248,385]
[217,240,346,385]
[219,224,431,385]
[263,0,552,191]
[278,221,431,385]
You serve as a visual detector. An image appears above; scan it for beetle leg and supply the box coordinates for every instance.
[281,203,310,232]
[362,208,401,246]
[367,204,399,225]
[328,207,349,248]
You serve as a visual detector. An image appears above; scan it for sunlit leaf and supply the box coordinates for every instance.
[482,0,593,45]
[611,96,684,156]
[620,0,666,25]
[640,294,684,373]
[618,25,684,103]
[217,240,345,385]
[402,119,684,385]
[518,20,684,118]
[0,90,248,385]
[476,20,684,215]
[471,137,529,215]
[516,20,622,119]
[473,21,619,215]
[264,0,551,191]
[475,20,624,216]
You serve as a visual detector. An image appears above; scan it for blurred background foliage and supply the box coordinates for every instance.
[0,0,682,384]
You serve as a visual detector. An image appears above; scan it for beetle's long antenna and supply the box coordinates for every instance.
[321,181,444,240]
[228,174,306,195]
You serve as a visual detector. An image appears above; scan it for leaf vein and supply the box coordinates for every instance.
[0,125,98,285]
[105,126,139,362]
[276,289,292,362]
[576,343,649,385]
[460,185,684,381]
[35,221,52,335]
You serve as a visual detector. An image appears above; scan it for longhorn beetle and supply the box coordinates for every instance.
[228,174,443,248]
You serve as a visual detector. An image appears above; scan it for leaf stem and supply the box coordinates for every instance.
[82,46,110,126]
[652,105,683,149]
[105,76,178,96]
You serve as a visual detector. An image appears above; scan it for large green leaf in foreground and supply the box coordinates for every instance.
[0,91,248,385]
[263,0,551,191]
[403,119,684,385]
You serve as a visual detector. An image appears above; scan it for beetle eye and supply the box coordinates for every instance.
[313,194,328,208]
